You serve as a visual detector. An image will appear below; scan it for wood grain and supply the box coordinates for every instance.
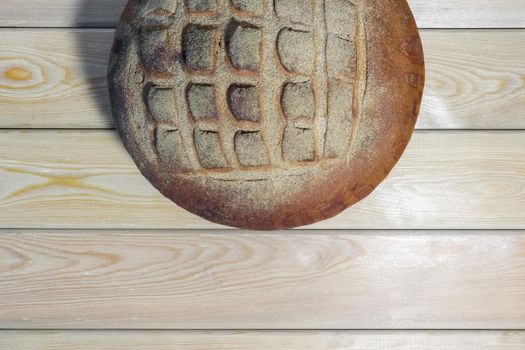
[418,30,525,129]
[0,0,126,28]
[410,0,525,29]
[1,230,524,329]
[1,29,523,129]
[0,29,111,129]
[1,130,525,229]
[1,0,524,339]
[1,0,525,28]
[1,330,524,349]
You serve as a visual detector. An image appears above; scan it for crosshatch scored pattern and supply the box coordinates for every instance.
[138,0,367,173]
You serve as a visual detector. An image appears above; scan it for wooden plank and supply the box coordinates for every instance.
[0,29,112,129]
[1,0,525,28]
[0,0,127,28]
[1,130,525,229]
[418,30,525,129]
[0,231,524,328]
[410,0,525,29]
[1,29,523,129]
[1,330,525,349]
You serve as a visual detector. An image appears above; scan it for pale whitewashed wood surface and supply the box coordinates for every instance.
[0,29,524,129]
[1,130,524,229]
[1,231,524,329]
[1,0,525,28]
[1,0,524,345]
[1,331,524,349]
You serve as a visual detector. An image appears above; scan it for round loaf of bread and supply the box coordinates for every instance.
[108,0,425,230]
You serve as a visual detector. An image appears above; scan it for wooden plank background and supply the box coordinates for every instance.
[1,131,525,229]
[1,331,525,349]
[1,0,525,28]
[1,29,523,129]
[1,231,524,329]
[0,0,524,348]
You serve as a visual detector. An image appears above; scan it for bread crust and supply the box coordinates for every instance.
[108,0,425,230]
